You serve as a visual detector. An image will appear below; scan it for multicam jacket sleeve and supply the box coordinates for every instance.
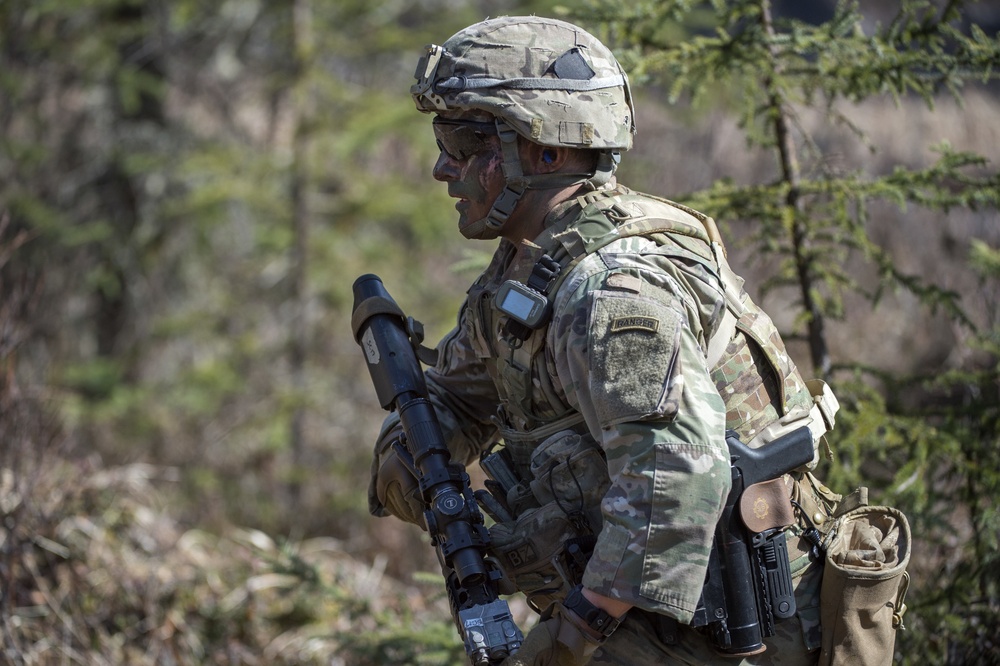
[422,301,503,466]
[549,237,732,623]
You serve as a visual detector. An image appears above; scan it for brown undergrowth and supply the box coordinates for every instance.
[0,454,459,665]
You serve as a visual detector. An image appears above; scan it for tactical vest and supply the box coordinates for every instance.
[464,185,837,462]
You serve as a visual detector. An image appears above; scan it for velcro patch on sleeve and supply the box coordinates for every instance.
[605,272,643,293]
[610,315,659,334]
[588,292,682,428]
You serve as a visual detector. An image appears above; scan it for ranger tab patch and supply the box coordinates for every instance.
[610,315,660,334]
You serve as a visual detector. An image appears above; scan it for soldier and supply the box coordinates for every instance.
[369,16,844,665]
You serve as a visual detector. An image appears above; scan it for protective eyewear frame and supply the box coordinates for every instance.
[432,118,499,161]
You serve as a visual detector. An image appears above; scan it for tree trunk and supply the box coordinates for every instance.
[760,0,831,378]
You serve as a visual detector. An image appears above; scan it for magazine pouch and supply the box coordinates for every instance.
[488,430,611,612]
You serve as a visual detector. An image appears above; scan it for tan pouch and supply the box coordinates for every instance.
[819,505,911,666]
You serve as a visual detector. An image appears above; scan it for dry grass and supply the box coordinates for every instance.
[0,454,455,665]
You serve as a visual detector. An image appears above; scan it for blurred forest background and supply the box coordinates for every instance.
[1,0,998,664]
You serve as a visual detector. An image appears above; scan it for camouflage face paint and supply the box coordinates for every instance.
[453,146,505,238]
[431,118,507,240]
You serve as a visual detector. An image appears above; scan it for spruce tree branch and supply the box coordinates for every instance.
[760,0,831,378]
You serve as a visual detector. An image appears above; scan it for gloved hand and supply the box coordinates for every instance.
[367,416,425,526]
[502,603,603,666]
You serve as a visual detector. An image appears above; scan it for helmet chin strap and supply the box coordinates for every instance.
[459,184,521,240]
[459,119,621,241]
[458,120,526,240]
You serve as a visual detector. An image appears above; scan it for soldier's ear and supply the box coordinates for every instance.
[523,142,567,174]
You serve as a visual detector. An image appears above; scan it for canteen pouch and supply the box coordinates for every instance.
[819,505,911,666]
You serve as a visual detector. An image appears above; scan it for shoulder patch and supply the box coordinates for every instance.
[605,272,643,293]
[587,291,682,427]
[610,315,660,334]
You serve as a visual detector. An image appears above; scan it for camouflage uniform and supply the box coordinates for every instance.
[373,15,841,664]
[413,185,829,664]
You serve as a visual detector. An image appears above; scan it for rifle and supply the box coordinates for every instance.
[351,274,523,665]
[692,426,815,656]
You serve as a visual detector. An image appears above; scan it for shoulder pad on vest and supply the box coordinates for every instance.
[551,190,715,261]
[615,193,713,244]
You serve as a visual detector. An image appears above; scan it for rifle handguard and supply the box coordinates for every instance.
[353,274,524,665]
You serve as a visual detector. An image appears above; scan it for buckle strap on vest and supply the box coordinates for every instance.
[807,379,840,461]
[527,254,561,293]
[744,379,840,469]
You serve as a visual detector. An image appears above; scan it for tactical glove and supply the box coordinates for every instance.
[501,602,603,666]
[367,416,425,527]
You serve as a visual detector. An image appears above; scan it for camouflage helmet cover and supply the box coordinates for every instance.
[411,16,635,151]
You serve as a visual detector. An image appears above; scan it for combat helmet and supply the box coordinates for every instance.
[411,16,636,238]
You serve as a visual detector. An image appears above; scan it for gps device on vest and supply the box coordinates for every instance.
[495,280,551,329]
